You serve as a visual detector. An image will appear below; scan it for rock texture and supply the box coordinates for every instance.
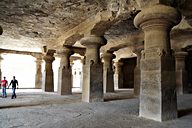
[0,0,191,54]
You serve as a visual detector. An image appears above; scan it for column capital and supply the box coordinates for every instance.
[101,52,116,61]
[115,61,124,67]
[175,51,188,70]
[43,55,55,63]
[175,51,188,59]
[57,46,73,57]
[134,4,181,31]
[80,35,107,47]
[35,58,43,64]
[34,55,43,63]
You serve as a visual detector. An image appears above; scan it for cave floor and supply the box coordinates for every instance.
[0,89,192,128]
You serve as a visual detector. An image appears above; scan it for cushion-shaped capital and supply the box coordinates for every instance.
[134,4,181,29]
[101,52,116,61]
[43,55,55,63]
[80,35,107,47]
[175,51,188,59]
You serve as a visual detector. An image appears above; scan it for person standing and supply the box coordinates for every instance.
[1,77,8,98]
[9,76,18,99]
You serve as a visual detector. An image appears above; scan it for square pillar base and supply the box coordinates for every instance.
[58,67,72,95]
[104,69,114,93]
[140,53,177,122]
[82,63,103,102]
[42,70,54,92]
[176,70,188,95]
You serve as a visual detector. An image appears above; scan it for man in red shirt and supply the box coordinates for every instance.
[1,77,8,98]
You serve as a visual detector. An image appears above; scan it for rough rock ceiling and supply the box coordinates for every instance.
[0,0,102,52]
[0,0,192,55]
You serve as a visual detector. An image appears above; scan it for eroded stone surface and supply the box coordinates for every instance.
[0,0,191,53]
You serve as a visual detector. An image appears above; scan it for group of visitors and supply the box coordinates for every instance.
[0,76,19,99]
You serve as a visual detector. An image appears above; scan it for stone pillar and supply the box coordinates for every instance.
[101,52,115,93]
[80,35,106,102]
[35,56,43,89]
[134,4,181,121]
[114,61,124,89]
[57,47,73,95]
[43,54,55,92]
[134,50,141,97]
[80,58,85,91]
[175,51,188,95]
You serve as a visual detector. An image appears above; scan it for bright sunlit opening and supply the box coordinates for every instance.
[1,54,36,88]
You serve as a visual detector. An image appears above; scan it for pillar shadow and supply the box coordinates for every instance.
[178,108,192,117]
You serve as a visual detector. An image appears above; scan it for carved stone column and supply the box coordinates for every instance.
[43,51,55,92]
[114,61,124,89]
[101,52,115,93]
[80,35,106,102]
[134,4,181,121]
[175,51,188,95]
[80,58,85,91]
[134,50,141,97]
[57,47,73,95]
[35,56,43,89]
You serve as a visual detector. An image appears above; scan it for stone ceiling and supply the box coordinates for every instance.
[0,0,192,56]
[0,0,103,52]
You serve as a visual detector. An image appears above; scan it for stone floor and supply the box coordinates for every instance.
[0,89,192,128]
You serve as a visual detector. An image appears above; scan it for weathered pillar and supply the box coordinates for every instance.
[43,51,55,92]
[57,47,73,95]
[101,52,115,93]
[80,35,106,102]
[175,51,188,95]
[35,56,43,89]
[134,50,141,97]
[80,58,85,91]
[114,61,124,89]
[134,4,181,121]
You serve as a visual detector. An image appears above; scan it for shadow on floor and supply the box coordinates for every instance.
[178,108,192,117]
